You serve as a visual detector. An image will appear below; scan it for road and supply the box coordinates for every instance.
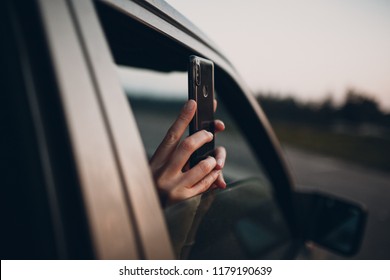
[282,145,390,259]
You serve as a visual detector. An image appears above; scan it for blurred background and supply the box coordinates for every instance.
[166,0,390,172]
[164,0,390,258]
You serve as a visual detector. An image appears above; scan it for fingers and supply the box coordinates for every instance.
[190,169,221,196]
[150,100,196,169]
[214,119,225,134]
[213,146,227,189]
[182,156,217,187]
[181,148,226,194]
[167,130,214,174]
[214,173,227,189]
[214,146,226,170]
[152,98,228,205]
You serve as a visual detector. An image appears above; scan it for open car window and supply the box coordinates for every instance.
[116,63,294,259]
[116,64,293,259]
[118,66,268,184]
[95,1,292,259]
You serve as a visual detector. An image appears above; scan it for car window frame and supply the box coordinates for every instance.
[66,0,174,259]
[95,0,298,236]
[36,0,173,259]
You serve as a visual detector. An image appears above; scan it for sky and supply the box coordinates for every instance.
[166,0,390,111]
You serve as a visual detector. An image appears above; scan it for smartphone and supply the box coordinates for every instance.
[188,55,215,167]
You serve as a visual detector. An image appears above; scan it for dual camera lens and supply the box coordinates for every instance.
[195,58,208,97]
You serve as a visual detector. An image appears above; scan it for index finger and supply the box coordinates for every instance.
[150,100,197,168]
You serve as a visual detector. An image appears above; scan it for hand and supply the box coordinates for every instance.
[150,99,226,205]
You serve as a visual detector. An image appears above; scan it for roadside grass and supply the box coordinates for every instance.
[270,121,390,172]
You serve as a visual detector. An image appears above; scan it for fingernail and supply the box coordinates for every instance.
[185,100,195,110]
[207,131,214,138]
[207,156,216,164]
[217,159,224,168]
[217,120,225,127]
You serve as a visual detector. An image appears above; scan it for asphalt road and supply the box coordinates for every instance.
[282,145,390,259]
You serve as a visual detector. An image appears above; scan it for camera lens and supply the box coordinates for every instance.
[195,64,201,85]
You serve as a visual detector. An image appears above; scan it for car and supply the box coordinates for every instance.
[0,0,367,260]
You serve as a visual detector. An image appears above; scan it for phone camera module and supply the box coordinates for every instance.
[195,63,201,86]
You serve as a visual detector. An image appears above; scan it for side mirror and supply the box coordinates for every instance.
[294,191,367,256]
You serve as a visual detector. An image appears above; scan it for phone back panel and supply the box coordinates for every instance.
[188,56,215,167]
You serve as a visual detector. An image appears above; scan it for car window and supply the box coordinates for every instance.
[95,2,291,259]
[118,66,267,183]
[118,65,291,259]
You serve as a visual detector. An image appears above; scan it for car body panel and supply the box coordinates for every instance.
[68,0,173,259]
[38,0,139,259]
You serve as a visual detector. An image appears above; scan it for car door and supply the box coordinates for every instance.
[93,0,298,259]
[1,0,298,260]
[1,0,173,259]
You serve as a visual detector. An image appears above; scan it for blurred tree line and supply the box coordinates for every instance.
[256,89,390,127]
